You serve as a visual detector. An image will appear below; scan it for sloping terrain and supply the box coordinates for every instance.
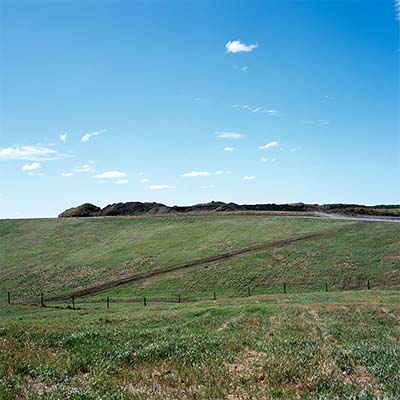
[88,220,400,301]
[0,215,352,301]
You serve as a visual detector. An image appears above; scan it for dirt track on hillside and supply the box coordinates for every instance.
[46,222,363,302]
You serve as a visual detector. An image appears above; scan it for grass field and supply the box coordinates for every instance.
[0,215,355,301]
[1,291,399,399]
[1,214,399,399]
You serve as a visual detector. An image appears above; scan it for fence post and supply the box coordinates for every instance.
[107,297,110,309]
[7,291,10,305]
[213,291,216,301]
[178,295,181,303]
[40,292,44,307]
[248,286,251,297]
[72,295,75,310]
[143,297,147,306]
[325,282,328,292]
[367,280,370,290]
[283,282,286,294]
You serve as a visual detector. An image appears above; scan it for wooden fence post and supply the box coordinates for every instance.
[178,295,181,303]
[72,295,75,310]
[107,297,110,309]
[40,292,44,307]
[367,280,370,290]
[213,291,216,301]
[283,282,286,294]
[248,286,251,297]
[7,291,10,305]
[143,297,147,306]
[325,282,328,292]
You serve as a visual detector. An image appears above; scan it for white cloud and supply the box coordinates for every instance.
[76,164,95,173]
[215,170,223,175]
[149,185,176,190]
[60,132,68,143]
[0,146,65,161]
[200,185,215,189]
[233,105,279,116]
[261,157,276,163]
[226,40,258,53]
[224,147,235,152]
[61,163,95,177]
[258,141,278,150]
[81,129,107,142]
[140,178,150,183]
[300,119,330,126]
[395,0,400,20]
[22,162,41,171]
[181,171,210,177]
[116,179,129,184]
[28,171,44,176]
[94,170,127,179]
[242,175,256,180]
[216,132,246,139]
[242,66,248,72]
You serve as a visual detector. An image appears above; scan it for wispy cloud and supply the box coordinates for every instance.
[61,162,95,177]
[200,185,215,189]
[28,172,44,177]
[395,0,400,20]
[258,141,278,150]
[0,146,67,161]
[22,162,41,171]
[116,179,128,184]
[242,66,248,72]
[140,178,150,183]
[300,119,330,126]
[149,184,176,190]
[94,170,127,179]
[181,171,210,177]
[233,105,279,116]
[81,129,107,142]
[216,132,246,139]
[60,132,68,143]
[215,170,223,175]
[242,175,256,181]
[224,147,235,152]
[261,157,276,163]
[226,40,258,53]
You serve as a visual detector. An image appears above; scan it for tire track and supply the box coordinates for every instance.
[46,222,363,301]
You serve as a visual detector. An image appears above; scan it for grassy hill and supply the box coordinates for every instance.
[1,215,399,303]
[0,214,355,301]
[1,214,399,399]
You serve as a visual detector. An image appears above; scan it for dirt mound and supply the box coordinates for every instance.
[101,202,165,216]
[58,203,101,218]
[58,201,400,218]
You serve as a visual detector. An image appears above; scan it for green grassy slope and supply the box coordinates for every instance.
[0,291,399,399]
[0,215,352,300]
[86,221,400,301]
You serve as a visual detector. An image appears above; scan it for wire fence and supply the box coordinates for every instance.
[2,278,386,311]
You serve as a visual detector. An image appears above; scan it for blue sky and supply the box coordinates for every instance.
[0,0,399,218]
